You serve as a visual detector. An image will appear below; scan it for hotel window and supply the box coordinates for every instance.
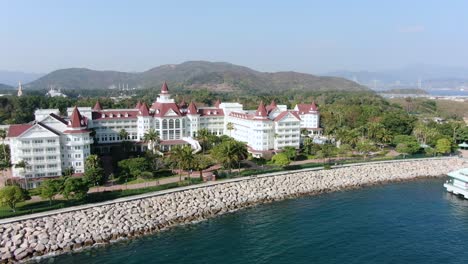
[47,139,55,143]
[74,146,81,150]
[75,154,81,158]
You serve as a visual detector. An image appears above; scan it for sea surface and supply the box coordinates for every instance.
[41,179,468,264]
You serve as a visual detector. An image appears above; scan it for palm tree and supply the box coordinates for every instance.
[196,128,211,154]
[212,139,247,174]
[143,128,160,154]
[169,145,195,182]
[226,122,234,137]
[119,129,129,141]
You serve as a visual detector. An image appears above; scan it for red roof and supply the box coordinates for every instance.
[7,124,33,137]
[214,99,221,108]
[229,112,254,120]
[254,101,268,119]
[311,101,318,111]
[93,101,103,111]
[187,102,198,115]
[68,107,86,128]
[150,102,181,117]
[63,129,90,134]
[161,82,169,94]
[135,101,142,109]
[296,102,319,114]
[199,108,224,116]
[92,110,139,120]
[266,100,277,113]
[273,111,301,122]
[139,103,150,116]
[178,99,187,108]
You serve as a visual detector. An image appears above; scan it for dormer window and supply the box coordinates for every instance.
[109,113,113,118]
[124,113,129,117]
[101,113,105,118]
[117,113,121,118]
[157,109,160,114]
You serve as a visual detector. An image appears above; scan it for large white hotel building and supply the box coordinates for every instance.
[7,83,321,188]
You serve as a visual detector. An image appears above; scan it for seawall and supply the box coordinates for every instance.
[0,157,466,263]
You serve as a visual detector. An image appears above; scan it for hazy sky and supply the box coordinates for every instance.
[1,0,468,74]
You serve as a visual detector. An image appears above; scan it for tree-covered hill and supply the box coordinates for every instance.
[25,61,368,93]
[0,83,13,90]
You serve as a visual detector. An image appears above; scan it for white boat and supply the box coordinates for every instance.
[444,168,468,199]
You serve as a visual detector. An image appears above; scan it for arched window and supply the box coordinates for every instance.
[175,119,180,128]
[169,119,174,129]
[162,119,168,129]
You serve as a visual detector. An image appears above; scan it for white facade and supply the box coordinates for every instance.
[8,108,92,188]
[7,82,321,186]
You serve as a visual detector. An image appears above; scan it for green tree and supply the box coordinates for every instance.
[40,179,62,205]
[62,177,89,200]
[282,146,297,161]
[226,122,234,137]
[435,138,452,155]
[193,154,213,180]
[356,139,377,158]
[211,139,248,173]
[0,185,29,212]
[271,153,290,167]
[143,128,160,154]
[196,128,211,154]
[84,155,105,186]
[169,145,195,181]
[62,167,74,177]
[118,157,150,180]
[0,129,8,165]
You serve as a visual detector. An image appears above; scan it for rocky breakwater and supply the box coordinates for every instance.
[1,158,466,263]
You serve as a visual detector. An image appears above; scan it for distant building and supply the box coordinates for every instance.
[17,81,23,97]
[46,88,67,98]
[7,82,322,188]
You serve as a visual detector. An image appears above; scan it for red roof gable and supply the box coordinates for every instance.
[161,82,169,94]
[139,103,150,116]
[187,102,198,115]
[68,107,85,128]
[178,99,187,108]
[135,101,142,109]
[214,99,221,108]
[296,102,319,114]
[254,101,268,119]
[93,101,103,111]
[311,101,318,111]
[274,111,301,122]
[7,124,33,137]
[150,102,182,117]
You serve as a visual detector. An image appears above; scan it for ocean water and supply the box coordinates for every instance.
[41,179,468,264]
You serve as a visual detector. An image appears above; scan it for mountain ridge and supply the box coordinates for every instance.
[24,61,368,93]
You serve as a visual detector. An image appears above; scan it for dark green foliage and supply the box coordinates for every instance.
[117,157,150,181]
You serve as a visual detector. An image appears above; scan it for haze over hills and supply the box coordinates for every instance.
[326,65,468,90]
[22,61,368,93]
[0,71,44,86]
[0,83,13,90]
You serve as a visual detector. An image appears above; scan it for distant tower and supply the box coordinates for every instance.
[17,81,23,97]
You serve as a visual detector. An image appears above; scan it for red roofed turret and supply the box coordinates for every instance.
[270,99,277,108]
[179,99,187,108]
[135,100,142,109]
[161,81,169,94]
[214,99,221,108]
[69,106,86,128]
[93,101,103,111]
[138,102,150,116]
[310,101,318,111]
[187,101,198,115]
[254,101,268,119]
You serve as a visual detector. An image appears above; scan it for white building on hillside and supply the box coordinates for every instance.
[7,82,322,187]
